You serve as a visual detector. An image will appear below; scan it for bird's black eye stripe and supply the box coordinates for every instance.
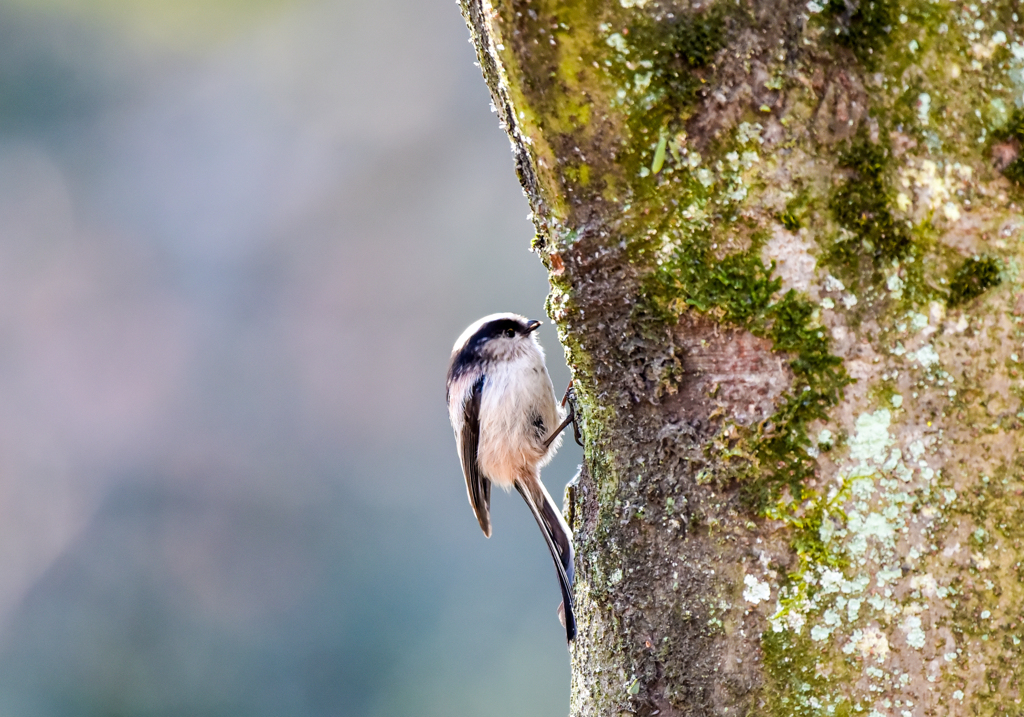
[448,317,529,388]
[458,318,526,355]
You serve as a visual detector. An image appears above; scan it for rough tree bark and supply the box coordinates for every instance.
[459,1,1024,715]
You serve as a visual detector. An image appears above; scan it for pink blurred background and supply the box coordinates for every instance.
[0,0,577,714]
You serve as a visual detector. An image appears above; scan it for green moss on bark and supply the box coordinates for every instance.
[992,108,1024,185]
[823,0,897,68]
[605,3,733,177]
[947,256,1003,307]
[829,138,912,266]
[639,229,849,509]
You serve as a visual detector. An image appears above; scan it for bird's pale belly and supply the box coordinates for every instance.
[476,425,547,489]
[476,360,561,488]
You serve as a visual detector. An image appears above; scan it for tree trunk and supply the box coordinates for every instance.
[459,1,1024,715]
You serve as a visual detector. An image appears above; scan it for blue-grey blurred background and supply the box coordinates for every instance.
[0,0,576,714]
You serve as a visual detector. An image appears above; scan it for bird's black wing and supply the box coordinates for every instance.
[461,375,492,537]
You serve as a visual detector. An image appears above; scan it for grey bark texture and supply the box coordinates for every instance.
[459,1,1024,716]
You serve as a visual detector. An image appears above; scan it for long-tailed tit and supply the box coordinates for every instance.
[446,313,577,642]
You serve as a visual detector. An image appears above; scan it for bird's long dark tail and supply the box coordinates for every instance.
[516,478,576,642]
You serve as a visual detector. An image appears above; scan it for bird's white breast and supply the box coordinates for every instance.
[476,350,562,489]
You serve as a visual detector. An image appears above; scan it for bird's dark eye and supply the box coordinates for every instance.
[503,328,516,338]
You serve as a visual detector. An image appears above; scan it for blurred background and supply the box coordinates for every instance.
[0,0,576,714]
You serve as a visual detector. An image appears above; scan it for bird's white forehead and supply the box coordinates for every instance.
[451,312,530,352]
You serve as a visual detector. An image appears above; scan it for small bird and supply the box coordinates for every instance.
[446,313,577,642]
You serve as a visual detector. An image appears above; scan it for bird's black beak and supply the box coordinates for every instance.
[525,320,542,334]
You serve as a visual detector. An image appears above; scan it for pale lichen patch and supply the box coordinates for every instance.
[896,158,973,227]
[762,226,818,293]
[744,574,771,605]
